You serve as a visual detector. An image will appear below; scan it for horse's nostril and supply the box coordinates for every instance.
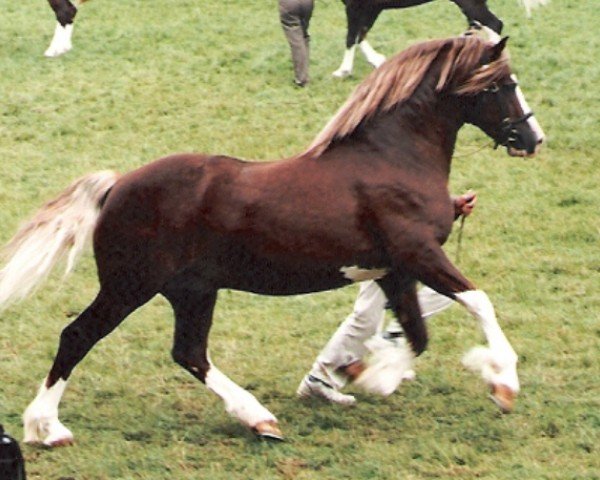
[537,136,545,145]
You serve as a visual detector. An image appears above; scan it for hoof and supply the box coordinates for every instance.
[44,46,71,58]
[489,384,515,413]
[253,420,284,441]
[46,436,74,448]
[332,69,351,79]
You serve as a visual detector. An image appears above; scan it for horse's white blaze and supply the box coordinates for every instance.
[45,23,74,57]
[333,45,356,78]
[23,378,73,446]
[511,74,546,144]
[205,364,277,428]
[359,40,386,68]
[455,290,520,392]
[340,266,388,282]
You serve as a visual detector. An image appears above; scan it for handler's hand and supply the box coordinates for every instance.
[453,190,477,218]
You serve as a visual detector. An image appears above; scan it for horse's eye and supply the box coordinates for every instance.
[486,83,500,93]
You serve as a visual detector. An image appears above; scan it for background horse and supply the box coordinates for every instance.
[0,34,543,444]
[42,0,548,58]
[334,0,549,77]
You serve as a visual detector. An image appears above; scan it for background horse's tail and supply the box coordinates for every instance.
[0,170,119,311]
[520,0,549,17]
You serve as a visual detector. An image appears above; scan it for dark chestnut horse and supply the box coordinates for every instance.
[333,0,548,77]
[1,35,543,444]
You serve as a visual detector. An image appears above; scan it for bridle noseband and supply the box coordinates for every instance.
[484,81,534,149]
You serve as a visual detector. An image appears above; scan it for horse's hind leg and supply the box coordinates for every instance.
[165,287,282,440]
[23,287,151,446]
[45,0,77,57]
[356,10,385,68]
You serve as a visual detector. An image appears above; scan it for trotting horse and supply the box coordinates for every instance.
[1,34,544,444]
[333,0,549,77]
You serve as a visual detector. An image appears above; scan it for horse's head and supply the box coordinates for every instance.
[460,37,545,157]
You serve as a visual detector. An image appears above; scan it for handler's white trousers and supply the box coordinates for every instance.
[309,281,453,390]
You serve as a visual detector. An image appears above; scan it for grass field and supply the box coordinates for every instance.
[1,0,598,478]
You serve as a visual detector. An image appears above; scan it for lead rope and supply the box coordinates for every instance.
[455,214,466,264]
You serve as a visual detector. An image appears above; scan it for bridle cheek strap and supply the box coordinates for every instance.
[484,81,534,150]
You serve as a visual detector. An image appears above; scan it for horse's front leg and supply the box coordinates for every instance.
[333,3,361,78]
[45,0,77,57]
[402,243,519,412]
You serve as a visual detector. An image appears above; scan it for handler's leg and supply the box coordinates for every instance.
[279,0,313,86]
[297,281,386,404]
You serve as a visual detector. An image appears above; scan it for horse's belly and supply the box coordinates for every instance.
[219,265,351,295]
[213,257,391,295]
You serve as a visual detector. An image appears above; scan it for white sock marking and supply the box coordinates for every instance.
[333,45,356,78]
[455,290,520,392]
[23,378,73,445]
[359,40,386,68]
[205,364,276,428]
[45,23,74,57]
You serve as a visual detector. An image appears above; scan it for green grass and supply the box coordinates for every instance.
[1,0,599,478]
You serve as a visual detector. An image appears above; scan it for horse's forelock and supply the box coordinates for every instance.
[304,36,502,158]
[452,53,512,95]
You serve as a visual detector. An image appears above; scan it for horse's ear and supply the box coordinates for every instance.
[489,36,509,62]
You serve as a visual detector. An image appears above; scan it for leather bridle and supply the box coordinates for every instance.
[485,81,534,149]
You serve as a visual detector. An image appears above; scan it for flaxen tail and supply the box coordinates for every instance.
[0,171,119,310]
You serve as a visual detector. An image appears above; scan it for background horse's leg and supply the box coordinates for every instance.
[46,0,78,57]
[333,2,363,77]
[165,287,282,440]
[334,4,384,77]
[357,10,385,68]
[23,287,153,446]
[451,0,503,33]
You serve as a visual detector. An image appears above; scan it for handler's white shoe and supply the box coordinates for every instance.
[296,375,356,406]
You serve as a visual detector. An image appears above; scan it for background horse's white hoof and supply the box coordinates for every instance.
[332,68,351,78]
[44,45,71,57]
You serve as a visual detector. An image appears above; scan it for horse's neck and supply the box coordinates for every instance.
[358,98,464,174]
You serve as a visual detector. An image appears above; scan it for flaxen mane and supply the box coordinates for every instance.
[304,36,511,158]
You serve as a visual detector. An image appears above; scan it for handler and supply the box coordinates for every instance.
[279,0,314,86]
[297,191,477,404]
